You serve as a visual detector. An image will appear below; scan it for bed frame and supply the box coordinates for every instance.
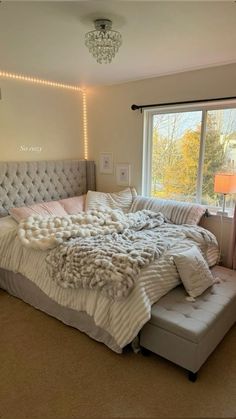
[0,159,95,216]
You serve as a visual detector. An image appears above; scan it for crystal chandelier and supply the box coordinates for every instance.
[85,19,122,64]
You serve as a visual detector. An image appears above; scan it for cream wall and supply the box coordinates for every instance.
[88,63,236,266]
[88,63,236,193]
[0,79,84,161]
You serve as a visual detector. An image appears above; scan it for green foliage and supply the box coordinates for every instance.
[151,113,229,204]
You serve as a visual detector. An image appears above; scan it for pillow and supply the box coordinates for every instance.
[173,246,214,297]
[9,200,67,223]
[130,196,205,225]
[85,188,137,213]
[59,195,86,214]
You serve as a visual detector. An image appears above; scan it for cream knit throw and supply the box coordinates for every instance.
[18,209,165,250]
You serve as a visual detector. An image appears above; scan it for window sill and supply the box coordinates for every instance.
[206,212,233,223]
[204,206,234,219]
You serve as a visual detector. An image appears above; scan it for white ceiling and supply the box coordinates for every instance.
[1,1,236,86]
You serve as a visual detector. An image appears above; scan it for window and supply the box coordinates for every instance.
[142,100,236,213]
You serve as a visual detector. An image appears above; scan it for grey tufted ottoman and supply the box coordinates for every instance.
[140,266,236,381]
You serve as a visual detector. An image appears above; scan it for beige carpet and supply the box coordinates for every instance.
[0,290,235,419]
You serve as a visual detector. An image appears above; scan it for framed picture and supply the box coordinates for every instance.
[99,152,113,174]
[116,163,131,186]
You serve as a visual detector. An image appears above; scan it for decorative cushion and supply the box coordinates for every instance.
[9,201,67,223]
[85,188,137,213]
[173,246,214,297]
[130,196,205,225]
[59,195,86,214]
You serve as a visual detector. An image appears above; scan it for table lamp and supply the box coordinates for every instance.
[214,173,236,216]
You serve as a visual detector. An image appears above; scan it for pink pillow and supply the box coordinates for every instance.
[59,195,86,214]
[9,201,67,223]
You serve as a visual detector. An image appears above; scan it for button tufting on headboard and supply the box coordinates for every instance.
[0,159,96,216]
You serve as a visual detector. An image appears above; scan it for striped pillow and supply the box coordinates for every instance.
[85,188,137,213]
[130,196,205,225]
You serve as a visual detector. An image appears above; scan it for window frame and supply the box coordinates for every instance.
[142,99,236,205]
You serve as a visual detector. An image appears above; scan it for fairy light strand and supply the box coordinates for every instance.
[0,70,82,92]
[82,90,89,160]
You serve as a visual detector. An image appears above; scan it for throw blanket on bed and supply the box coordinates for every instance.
[18,209,165,250]
[46,228,169,300]
[46,218,218,301]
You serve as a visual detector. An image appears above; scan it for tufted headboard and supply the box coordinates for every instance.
[0,159,96,216]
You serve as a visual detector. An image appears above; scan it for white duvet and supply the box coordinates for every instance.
[0,215,219,352]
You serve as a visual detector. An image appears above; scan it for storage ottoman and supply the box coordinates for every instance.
[140,266,236,381]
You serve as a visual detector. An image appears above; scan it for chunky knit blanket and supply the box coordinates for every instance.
[46,227,168,300]
[45,214,218,300]
[18,209,165,251]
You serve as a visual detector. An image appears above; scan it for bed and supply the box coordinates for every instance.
[0,159,221,357]
[0,160,121,350]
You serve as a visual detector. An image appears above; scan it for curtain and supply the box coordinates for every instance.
[227,205,236,269]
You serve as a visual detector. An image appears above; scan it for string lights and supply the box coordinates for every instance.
[0,70,82,91]
[82,90,89,160]
[0,70,89,160]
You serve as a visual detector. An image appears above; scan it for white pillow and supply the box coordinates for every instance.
[85,188,137,213]
[173,246,214,297]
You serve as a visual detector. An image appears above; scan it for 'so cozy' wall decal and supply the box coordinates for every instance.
[0,70,88,160]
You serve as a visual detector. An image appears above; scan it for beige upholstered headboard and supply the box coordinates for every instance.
[0,159,96,216]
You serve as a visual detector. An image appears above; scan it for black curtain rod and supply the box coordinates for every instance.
[131,96,236,111]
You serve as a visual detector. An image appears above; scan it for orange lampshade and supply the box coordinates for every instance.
[214,173,236,194]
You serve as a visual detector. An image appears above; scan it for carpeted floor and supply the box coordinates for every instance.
[0,290,236,419]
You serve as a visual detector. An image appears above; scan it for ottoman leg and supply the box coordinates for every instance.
[188,371,198,382]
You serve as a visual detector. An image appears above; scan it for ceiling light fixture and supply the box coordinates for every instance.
[85,19,122,64]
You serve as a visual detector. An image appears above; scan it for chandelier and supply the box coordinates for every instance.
[85,19,122,64]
